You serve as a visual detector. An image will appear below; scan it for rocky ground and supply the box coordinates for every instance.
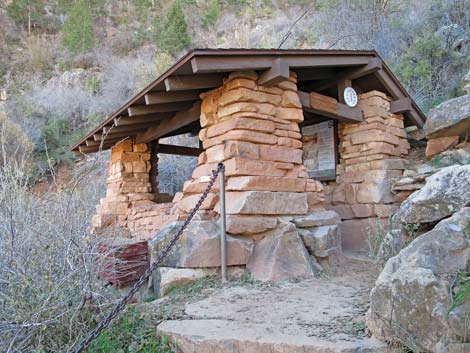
[143,255,390,353]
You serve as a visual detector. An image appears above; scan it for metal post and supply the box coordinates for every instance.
[219,165,227,283]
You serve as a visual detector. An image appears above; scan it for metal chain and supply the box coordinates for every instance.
[72,163,225,353]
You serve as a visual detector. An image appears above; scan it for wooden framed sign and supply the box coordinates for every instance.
[301,120,337,180]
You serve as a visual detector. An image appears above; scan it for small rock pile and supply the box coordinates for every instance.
[424,94,470,159]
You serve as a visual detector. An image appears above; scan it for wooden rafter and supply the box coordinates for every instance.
[128,102,193,116]
[145,91,201,105]
[312,58,382,92]
[164,74,224,91]
[374,69,424,126]
[114,113,174,126]
[390,97,412,114]
[298,91,363,123]
[258,58,290,86]
[157,144,202,157]
[136,102,201,143]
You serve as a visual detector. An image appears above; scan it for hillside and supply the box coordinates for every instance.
[0,0,469,176]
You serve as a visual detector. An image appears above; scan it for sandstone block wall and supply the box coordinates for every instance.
[323,91,410,251]
[173,70,325,233]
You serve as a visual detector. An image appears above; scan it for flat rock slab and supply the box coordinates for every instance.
[158,258,388,353]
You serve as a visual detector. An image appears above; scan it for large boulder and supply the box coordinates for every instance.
[149,220,254,268]
[394,164,470,224]
[246,222,317,281]
[424,94,470,138]
[368,208,470,352]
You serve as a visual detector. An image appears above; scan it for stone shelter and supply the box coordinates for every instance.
[72,49,426,284]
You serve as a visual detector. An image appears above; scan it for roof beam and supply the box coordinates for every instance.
[164,74,224,91]
[128,102,193,116]
[136,102,201,143]
[313,57,382,92]
[390,97,412,114]
[296,68,337,81]
[85,137,129,147]
[374,69,424,127]
[94,130,144,141]
[258,58,290,86]
[298,91,363,123]
[191,55,373,74]
[114,113,174,126]
[102,122,157,134]
[157,144,202,157]
[145,91,201,105]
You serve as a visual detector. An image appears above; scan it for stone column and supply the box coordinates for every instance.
[174,70,324,229]
[92,139,153,233]
[327,90,410,251]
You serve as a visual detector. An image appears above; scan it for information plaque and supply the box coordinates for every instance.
[301,120,337,180]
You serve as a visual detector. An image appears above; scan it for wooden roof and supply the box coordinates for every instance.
[72,48,426,154]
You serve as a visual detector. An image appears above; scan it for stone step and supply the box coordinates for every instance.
[158,319,388,353]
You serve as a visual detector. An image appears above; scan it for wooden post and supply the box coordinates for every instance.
[149,141,160,202]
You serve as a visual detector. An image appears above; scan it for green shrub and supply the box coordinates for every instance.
[37,116,81,166]
[6,0,42,33]
[449,271,470,314]
[155,0,190,55]
[61,0,95,55]
[202,0,221,28]
[87,307,179,353]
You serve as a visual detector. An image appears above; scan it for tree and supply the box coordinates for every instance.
[155,0,191,55]
[61,0,95,55]
[6,0,42,35]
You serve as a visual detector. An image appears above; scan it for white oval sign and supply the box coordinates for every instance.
[343,87,358,107]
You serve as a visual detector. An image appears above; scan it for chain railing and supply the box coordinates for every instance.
[72,163,225,353]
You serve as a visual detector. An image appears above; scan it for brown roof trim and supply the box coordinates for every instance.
[72,48,426,152]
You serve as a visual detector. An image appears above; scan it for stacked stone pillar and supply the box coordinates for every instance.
[174,71,325,228]
[325,91,410,251]
[92,140,154,232]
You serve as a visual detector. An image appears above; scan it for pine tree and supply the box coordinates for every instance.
[7,0,42,35]
[61,0,95,55]
[156,0,191,55]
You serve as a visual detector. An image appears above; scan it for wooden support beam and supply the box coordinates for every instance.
[128,103,192,116]
[313,57,382,92]
[114,113,173,126]
[374,69,424,127]
[94,130,144,141]
[390,97,412,114]
[164,74,224,91]
[298,91,363,123]
[79,141,118,153]
[337,78,352,104]
[191,55,372,74]
[296,68,337,81]
[258,58,290,86]
[144,90,201,105]
[157,144,202,157]
[85,137,129,147]
[136,102,201,143]
[102,123,156,134]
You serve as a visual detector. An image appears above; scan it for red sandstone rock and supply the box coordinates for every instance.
[225,215,278,235]
[206,117,275,138]
[226,176,307,192]
[203,129,278,149]
[258,145,303,164]
[425,136,459,159]
[220,191,308,215]
[247,222,316,281]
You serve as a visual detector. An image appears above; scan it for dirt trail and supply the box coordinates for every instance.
[158,255,389,353]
